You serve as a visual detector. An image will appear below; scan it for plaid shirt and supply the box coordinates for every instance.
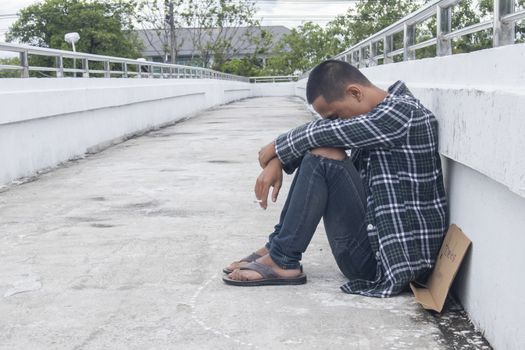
[275,81,448,297]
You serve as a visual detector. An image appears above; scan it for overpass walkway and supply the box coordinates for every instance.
[0,97,488,349]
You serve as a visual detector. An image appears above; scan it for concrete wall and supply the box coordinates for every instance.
[250,81,307,99]
[0,79,251,186]
[295,44,525,350]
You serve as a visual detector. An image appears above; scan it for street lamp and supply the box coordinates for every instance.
[64,32,80,77]
[64,32,80,52]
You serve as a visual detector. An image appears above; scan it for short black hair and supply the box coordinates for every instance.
[306,60,372,104]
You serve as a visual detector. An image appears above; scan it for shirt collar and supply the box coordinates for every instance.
[387,80,414,98]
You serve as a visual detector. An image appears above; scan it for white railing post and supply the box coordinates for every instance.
[103,61,110,78]
[494,0,515,46]
[359,46,367,67]
[82,58,89,78]
[369,42,377,66]
[403,23,416,61]
[437,4,452,56]
[384,35,394,64]
[56,56,64,77]
[19,51,29,78]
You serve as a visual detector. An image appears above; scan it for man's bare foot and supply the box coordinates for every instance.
[228,254,302,281]
[225,246,269,272]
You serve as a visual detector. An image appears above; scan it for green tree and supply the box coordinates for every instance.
[6,0,143,58]
[415,0,525,58]
[414,0,492,58]
[517,0,525,43]
[0,57,21,78]
[265,1,418,74]
[219,57,259,76]
[333,0,418,46]
[215,28,273,75]
[452,0,525,51]
[475,0,525,45]
[339,0,525,61]
[453,0,492,53]
[265,22,340,75]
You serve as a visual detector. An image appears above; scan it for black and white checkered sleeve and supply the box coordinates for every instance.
[275,99,413,168]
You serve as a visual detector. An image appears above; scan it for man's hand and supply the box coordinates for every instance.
[258,141,277,169]
[254,157,283,210]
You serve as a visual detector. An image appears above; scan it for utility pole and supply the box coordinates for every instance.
[165,0,176,64]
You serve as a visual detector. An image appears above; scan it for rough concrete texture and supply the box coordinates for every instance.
[0,97,483,349]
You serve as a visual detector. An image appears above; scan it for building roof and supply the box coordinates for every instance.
[137,25,290,58]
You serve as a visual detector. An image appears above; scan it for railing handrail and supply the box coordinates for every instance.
[0,41,249,81]
[4,0,524,81]
[335,0,458,59]
[300,0,525,78]
[249,75,299,83]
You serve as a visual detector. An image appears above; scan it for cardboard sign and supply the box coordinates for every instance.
[410,224,471,313]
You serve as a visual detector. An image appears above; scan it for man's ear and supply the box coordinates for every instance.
[345,85,362,102]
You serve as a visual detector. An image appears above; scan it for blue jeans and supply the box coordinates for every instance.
[265,152,376,281]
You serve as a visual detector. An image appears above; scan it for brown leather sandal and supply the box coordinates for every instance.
[222,261,307,286]
[222,252,262,274]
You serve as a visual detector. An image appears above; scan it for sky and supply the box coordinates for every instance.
[0,0,357,42]
[0,0,36,41]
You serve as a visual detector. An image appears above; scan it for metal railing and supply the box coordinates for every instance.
[329,0,525,70]
[0,42,249,82]
[249,75,299,83]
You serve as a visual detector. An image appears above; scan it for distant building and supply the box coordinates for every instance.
[137,25,290,66]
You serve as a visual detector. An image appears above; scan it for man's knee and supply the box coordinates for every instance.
[310,147,347,161]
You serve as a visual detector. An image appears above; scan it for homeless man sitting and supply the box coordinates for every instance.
[223,60,447,298]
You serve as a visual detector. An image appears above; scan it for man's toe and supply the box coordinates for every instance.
[228,268,262,281]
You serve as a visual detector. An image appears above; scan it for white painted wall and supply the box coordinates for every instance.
[250,81,298,97]
[293,44,525,350]
[0,79,252,186]
[443,157,525,350]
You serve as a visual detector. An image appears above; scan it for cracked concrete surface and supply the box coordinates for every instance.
[1,97,462,349]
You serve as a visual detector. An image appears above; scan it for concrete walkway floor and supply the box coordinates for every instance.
[0,97,489,349]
